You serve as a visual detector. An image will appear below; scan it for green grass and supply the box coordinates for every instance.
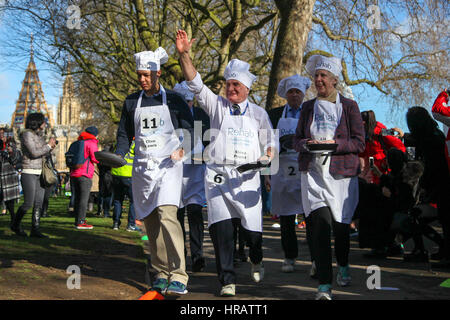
[0,195,146,265]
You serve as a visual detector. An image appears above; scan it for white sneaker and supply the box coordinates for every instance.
[251,263,264,283]
[310,261,317,278]
[315,291,332,300]
[281,259,295,273]
[220,284,236,297]
[315,284,332,300]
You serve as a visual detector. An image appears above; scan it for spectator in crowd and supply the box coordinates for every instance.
[400,106,450,268]
[97,162,113,218]
[358,148,420,258]
[1,135,21,229]
[294,54,365,300]
[359,110,406,185]
[87,168,100,213]
[41,152,57,218]
[70,126,99,230]
[11,112,57,238]
[431,89,450,173]
[111,141,137,231]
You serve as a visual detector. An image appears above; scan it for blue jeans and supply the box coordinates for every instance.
[112,176,135,227]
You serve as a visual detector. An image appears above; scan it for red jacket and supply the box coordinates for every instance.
[359,121,406,184]
[431,90,450,173]
[70,132,99,179]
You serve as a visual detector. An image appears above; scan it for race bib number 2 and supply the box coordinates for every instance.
[283,162,299,180]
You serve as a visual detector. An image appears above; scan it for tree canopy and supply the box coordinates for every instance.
[1,0,448,125]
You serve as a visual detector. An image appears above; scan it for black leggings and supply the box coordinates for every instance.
[280,215,299,259]
[305,206,350,285]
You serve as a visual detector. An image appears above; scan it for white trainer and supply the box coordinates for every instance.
[220,284,236,297]
[251,263,264,283]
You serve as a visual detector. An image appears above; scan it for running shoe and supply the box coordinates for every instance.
[166,281,188,295]
[336,265,352,287]
[281,258,295,273]
[251,263,264,283]
[220,284,236,297]
[315,284,332,300]
[152,278,168,294]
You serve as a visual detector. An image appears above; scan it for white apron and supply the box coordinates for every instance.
[205,105,263,232]
[300,95,358,224]
[271,106,304,216]
[180,129,206,207]
[132,86,183,220]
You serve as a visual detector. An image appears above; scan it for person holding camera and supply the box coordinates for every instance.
[11,113,57,238]
[0,131,22,229]
[359,110,406,185]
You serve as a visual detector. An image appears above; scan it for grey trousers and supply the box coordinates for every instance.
[72,176,93,225]
[19,173,45,212]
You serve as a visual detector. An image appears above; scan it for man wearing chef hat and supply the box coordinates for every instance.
[115,47,194,296]
[173,81,210,273]
[294,54,365,300]
[176,30,278,297]
[266,74,310,273]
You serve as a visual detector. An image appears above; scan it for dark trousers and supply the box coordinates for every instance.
[42,184,55,213]
[233,219,246,254]
[72,176,92,225]
[437,193,450,259]
[69,178,76,209]
[112,176,135,227]
[177,204,204,264]
[306,206,350,285]
[209,218,263,286]
[280,215,298,259]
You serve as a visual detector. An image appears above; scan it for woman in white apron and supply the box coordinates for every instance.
[176,30,277,297]
[173,81,210,273]
[266,74,310,273]
[294,55,365,300]
[116,48,195,296]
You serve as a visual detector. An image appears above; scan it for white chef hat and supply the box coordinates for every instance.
[305,54,342,78]
[173,81,195,101]
[134,47,169,71]
[223,59,256,89]
[277,74,311,98]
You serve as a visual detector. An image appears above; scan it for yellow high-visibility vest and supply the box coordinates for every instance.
[111,142,134,177]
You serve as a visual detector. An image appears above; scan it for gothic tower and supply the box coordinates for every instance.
[11,34,55,129]
[57,65,81,126]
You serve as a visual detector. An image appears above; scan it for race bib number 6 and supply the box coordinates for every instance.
[207,171,226,185]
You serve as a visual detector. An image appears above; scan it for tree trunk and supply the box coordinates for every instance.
[266,0,316,110]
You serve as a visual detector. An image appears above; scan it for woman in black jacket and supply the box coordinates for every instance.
[401,106,450,267]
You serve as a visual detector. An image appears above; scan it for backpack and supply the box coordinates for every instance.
[65,140,87,169]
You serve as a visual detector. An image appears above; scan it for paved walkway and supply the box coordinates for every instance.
[142,212,450,300]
